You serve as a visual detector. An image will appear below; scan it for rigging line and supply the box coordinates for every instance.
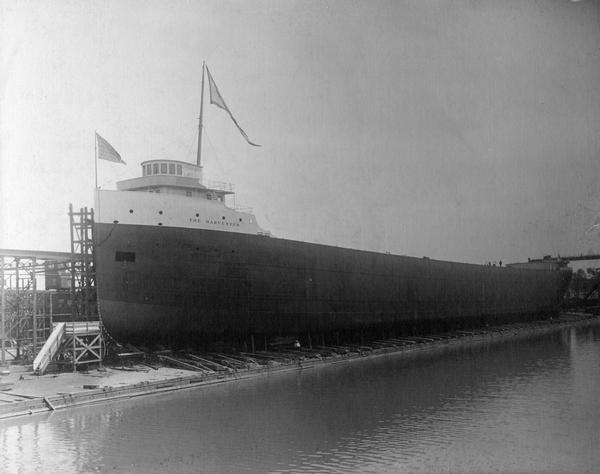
[95,222,118,248]
[202,126,227,177]
[186,125,200,163]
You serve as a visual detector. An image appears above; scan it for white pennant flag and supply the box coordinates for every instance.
[206,67,260,147]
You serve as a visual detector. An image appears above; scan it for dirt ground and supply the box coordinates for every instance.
[0,364,197,402]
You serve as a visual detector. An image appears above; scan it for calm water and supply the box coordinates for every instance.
[1,324,600,473]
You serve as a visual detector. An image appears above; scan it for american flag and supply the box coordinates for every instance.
[96,132,126,164]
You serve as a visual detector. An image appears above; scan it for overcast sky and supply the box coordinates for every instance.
[1,0,599,264]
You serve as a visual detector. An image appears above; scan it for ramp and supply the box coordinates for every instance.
[32,323,66,375]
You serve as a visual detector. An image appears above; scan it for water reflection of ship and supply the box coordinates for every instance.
[93,64,569,348]
[4,327,593,474]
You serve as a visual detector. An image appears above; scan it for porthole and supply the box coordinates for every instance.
[158,222,163,226]
[113,220,119,224]
[159,210,163,215]
[222,216,226,220]
[129,209,134,214]
[239,218,242,222]
[196,213,199,217]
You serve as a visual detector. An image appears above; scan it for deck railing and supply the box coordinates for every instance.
[234,206,254,213]
[203,180,234,192]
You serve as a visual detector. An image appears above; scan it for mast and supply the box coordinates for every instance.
[196,61,206,167]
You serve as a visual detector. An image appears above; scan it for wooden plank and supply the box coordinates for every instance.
[116,351,145,358]
[0,248,73,261]
[43,396,55,411]
[157,355,204,372]
[4,392,38,400]
[212,353,257,366]
[185,354,231,371]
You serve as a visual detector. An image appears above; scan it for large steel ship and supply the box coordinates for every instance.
[93,65,570,347]
[94,158,569,347]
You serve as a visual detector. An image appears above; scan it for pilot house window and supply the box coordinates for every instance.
[169,164,175,174]
[153,163,159,174]
[161,163,168,174]
[177,165,183,175]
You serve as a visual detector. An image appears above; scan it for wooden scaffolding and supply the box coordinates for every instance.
[0,205,104,371]
[68,204,103,371]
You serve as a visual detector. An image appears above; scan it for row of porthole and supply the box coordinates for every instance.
[125,209,249,225]
[118,221,250,228]
[130,209,164,215]
[199,214,243,222]
[130,208,244,222]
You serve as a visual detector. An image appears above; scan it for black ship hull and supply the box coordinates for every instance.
[95,223,567,347]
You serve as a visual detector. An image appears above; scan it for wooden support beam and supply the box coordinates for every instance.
[157,355,205,372]
[43,396,55,411]
[186,354,231,372]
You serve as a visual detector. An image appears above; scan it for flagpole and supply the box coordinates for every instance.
[196,61,205,167]
[94,132,98,189]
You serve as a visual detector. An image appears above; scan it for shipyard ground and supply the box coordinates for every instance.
[1,312,599,421]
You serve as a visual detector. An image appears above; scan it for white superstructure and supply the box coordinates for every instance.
[95,160,269,236]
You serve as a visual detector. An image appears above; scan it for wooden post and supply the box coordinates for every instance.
[250,334,255,353]
[15,258,20,359]
[94,133,98,189]
[1,256,5,365]
[69,204,76,373]
[49,292,53,326]
[32,258,37,355]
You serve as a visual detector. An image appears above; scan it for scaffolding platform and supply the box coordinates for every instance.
[1,250,72,365]
[1,204,104,371]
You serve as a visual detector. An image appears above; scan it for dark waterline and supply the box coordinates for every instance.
[2,324,600,473]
